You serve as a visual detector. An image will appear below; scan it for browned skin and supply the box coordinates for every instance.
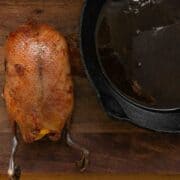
[4,22,74,143]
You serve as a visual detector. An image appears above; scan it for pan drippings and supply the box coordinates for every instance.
[96,0,180,108]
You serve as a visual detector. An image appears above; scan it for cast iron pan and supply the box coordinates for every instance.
[80,0,180,132]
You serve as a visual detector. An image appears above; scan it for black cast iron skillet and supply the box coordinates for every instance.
[80,0,180,133]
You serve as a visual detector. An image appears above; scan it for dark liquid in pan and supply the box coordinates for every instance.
[96,0,180,108]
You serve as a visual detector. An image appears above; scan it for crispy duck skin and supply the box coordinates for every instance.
[4,22,74,143]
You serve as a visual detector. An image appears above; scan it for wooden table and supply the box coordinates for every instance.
[1,0,180,178]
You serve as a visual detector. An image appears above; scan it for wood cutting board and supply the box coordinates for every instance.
[1,0,180,178]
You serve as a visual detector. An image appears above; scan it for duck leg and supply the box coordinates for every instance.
[63,124,89,172]
[8,122,21,180]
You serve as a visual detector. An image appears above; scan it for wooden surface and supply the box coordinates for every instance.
[1,0,180,177]
[1,174,180,180]
[0,174,180,180]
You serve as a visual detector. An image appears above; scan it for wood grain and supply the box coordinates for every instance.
[1,0,180,177]
[1,174,180,180]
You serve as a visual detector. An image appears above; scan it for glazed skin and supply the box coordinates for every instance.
[4,22,74,143]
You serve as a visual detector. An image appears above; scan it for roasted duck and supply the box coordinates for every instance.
[4,22,73,143]
[4,22,89,179]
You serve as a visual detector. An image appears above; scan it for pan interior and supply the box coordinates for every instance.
[96,0,180,109]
